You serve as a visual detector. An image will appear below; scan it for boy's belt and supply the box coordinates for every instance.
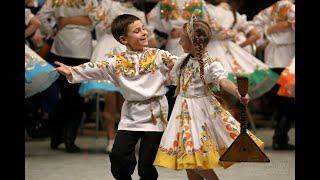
[127,96,167,127]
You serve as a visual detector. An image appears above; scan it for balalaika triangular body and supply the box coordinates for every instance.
[219,77,270,162]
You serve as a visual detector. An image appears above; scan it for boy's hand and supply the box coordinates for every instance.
[53,61,71,76]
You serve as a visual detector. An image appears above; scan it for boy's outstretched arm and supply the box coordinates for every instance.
[219,78,249,105]
[54,61,73,81]
[53,59,115,84]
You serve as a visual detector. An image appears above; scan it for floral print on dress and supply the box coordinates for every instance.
[180,62,199,92]
[160,0,203,20]
[159,100,219,158]
[197,123,218,156]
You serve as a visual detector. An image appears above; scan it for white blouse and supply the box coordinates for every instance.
[68,48,178,131]
[170,54,227,98]
[37,0,98,59]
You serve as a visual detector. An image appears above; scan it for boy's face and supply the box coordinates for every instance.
[179,30,193,53]
[119,20,148,51]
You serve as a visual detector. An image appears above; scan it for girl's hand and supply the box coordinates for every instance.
[53,61,71,76]
[238,93,250,105]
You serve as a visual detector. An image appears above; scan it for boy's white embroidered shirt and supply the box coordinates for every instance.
[69,48,178,131]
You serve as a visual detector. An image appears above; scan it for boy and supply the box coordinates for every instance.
[54,14,178,180]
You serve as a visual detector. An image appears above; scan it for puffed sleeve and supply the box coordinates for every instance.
[68,55,118,86]
[234,13,254,35]
[204,57,227,85]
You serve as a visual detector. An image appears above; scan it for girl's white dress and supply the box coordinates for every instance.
[153,54,264,170]
[25,45,59,98]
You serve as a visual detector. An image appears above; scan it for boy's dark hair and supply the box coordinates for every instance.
[111,14,141,43]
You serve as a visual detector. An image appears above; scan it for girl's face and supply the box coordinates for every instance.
[179,31,193,54]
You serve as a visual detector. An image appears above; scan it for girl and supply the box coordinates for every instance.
[153,17,264,179]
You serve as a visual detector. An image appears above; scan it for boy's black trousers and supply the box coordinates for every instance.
[109,130,163,180]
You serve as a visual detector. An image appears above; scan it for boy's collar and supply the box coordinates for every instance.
[125,47,147,55]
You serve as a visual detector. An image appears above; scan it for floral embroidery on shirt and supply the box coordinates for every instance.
[115,53,136,77]
[138,49,158,74]
[161,51,176,69]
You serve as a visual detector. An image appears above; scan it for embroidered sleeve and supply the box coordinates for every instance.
[160,50,178,71]
[204,58,227,85]
[68,56,116,84]
[84,0,99,26]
